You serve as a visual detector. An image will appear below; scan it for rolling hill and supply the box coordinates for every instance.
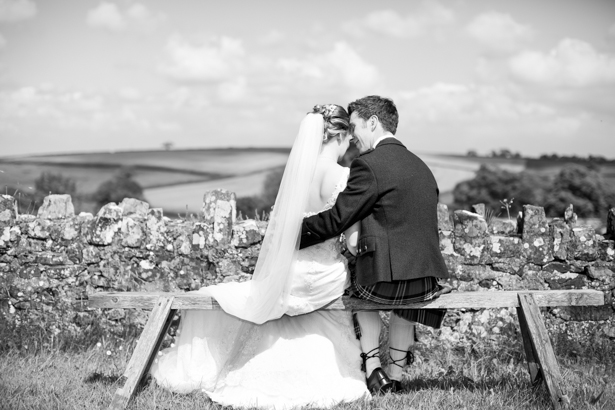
[1,148,612,215]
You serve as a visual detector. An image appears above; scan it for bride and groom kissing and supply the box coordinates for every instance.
[150,95,451,409]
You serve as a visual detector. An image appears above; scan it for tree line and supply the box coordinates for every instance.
[453,163,615,218]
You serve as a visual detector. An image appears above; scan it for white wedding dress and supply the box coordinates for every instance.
[150,167,370,409]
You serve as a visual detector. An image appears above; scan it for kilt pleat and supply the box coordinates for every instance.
[350,275,447,337]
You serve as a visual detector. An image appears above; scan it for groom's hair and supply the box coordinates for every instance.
[348,96,398,135]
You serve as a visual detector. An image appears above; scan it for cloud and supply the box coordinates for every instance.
[466,11,533,53]
[124,3,166,32]
[0,0,36,22]
[276,41,380,91]
[0,32,6,48]
[86,2,165,32]
[391,81,601,157]
[509,38,615,87]
[397,82,552,122]
[343,1,454,38]
[86,2,125,31]
[161,34,245,83]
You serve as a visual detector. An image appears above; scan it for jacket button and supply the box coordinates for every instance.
[307,232,311,236]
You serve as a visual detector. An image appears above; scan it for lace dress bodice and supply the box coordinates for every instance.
[287,167,351,316]
[299,167,350,260]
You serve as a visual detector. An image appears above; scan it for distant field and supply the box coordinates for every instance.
[2,148,612,214]
[0,162,217,195]
[4,148,290,175]
[145,169,280,214]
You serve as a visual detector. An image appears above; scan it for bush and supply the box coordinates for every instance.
[453,165,550,216]
[236,168,284,219]
[454,163,615,218]
[34,172,76,199]
[544,164,612,217]
[92,168,145,210]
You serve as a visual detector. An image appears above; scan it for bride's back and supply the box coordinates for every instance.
[306,160,347,214]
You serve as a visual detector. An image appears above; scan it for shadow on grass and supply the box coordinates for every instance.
[84,372,122,386]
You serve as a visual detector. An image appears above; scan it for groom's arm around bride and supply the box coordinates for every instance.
[300,95,450,395]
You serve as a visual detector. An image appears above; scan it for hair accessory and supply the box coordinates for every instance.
[312,104,338,141]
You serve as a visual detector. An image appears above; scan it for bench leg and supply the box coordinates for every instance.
[518,293,570,409]
[109,296,176,410]
[516,306,542,385]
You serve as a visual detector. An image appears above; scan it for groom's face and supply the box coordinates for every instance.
[349,112,372,153]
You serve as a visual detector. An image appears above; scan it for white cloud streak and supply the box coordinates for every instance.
[86,2,166,32]
[343,1,454,38]
[509,38,615,87]
[0,0,36,22]
[466,11,533,53]
[161,34,246,83]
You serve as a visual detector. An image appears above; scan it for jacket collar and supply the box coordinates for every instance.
[358,137,405,156]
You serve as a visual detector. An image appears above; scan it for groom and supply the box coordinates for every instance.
[300,96,450,394]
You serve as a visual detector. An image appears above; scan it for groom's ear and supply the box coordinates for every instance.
[369,115,378,131]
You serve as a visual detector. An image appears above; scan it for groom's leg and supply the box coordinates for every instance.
[388,312,415,382]
[355,311,382,376]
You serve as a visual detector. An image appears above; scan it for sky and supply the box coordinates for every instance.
[0,0,614,158]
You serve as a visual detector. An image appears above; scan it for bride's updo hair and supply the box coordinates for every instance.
[311,104,349,142]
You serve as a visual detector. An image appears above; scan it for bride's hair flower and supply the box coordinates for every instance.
[311,104,350,142]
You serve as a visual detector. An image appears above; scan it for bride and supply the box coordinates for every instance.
[150,104,371,408]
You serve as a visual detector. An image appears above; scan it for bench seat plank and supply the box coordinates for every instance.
[87,289,604,310]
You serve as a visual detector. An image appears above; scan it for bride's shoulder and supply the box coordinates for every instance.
[319,164,348,199]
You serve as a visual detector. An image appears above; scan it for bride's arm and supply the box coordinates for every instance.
[344,222,360,256]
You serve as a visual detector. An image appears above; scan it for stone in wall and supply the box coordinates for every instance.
[489,236,523,260]
[550,219,573,260]
[232,220,262,248]
[599,240,615,262]
[570,226,600,262]
[471,203,485,217]
[545,272,587,290]
[437,203,452,231]
[488,219,516,235]
[0,195,18,226]
[203,190,236,246]
[519,205,549,236]
[439,231,454,255]
[452,210,490,264]
[119,198,149,219]
[606,208,615,239]
[522,234,553,265]
[87,203,122,245]
[519,205,553,265]
[564,204,578,226]
[37,195,75,220]
[146,208,168,250]
[121,217,145,248]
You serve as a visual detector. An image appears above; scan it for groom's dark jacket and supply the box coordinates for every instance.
[300,137,449,286]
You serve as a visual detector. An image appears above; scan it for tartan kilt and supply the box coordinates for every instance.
[350,274,447,332]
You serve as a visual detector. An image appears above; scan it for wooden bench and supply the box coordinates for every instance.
[87,289,605,410]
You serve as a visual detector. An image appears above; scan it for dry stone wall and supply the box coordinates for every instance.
[1,191,614,350]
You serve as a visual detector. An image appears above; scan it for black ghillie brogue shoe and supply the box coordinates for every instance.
[388,347,414,394]
[366,367,393,395]
[391,380,404,394]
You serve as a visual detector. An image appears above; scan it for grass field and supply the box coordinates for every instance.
[145,168,282,214]
[0,332,612,410]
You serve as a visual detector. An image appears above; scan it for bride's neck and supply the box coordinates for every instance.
[319,143,339,162]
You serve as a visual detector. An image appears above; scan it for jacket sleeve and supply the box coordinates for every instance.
[300,157,378,249]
